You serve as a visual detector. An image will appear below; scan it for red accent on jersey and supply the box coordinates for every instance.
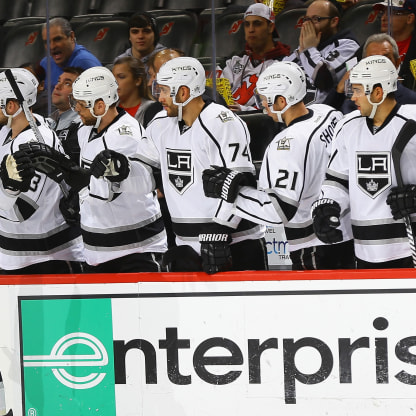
[232,73,258,105]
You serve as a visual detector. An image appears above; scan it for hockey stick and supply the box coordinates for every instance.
[4,69,68,198]
[392,119,416,267]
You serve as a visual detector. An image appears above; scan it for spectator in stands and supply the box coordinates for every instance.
[374,0,416,89]
[41,18,101,91]
[47,66,83,162]
[20,62,48,117]
[283,0,359,103]
[220,3,291,112]
[114,13,166,77]
[112,57,155,126]
[148,48,185,89]
[325,33,416,112]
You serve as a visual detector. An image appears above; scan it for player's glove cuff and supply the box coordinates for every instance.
[199,225,233,274]
[311,198,343,244]
[386,185,416,220]
[202,165,244,203]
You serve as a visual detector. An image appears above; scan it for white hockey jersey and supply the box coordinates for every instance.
[322,104,416,263]
[140,101,265,253]
[215,104,352,252]
[77,110,167,266]
[0,119,84,270]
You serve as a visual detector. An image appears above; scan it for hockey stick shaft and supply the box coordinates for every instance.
[392,119,416,267]
[4,69,45,144]
[5,70,68,198]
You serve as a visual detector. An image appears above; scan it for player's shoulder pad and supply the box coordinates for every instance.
[398,104,416,120]
[146,110,169,129]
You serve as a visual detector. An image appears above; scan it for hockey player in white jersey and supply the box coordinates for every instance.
[139,56,268,274]
[312,55,416,268]
[203,61,355,270]
[0,68,84,274]
[18,66,167,272]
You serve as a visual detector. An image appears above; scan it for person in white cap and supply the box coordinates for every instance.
[373,0,416,89]
[283,0,359,104]
[220,2,290,112]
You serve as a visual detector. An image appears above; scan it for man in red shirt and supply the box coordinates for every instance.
[374,0,416,89]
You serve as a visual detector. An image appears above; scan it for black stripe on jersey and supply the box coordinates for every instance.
[0,225,80,252]
[172,218,258,238]
[266,192,295,222]
[325,170,349,190]
[304,49,316,69]
[352,221,416,241]
[199,117,227,167]
[82,216,165,248]
[285,223,315,241]
[15,197,36,220]
[300,109,338,200]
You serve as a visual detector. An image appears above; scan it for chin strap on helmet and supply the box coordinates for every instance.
[2,106,22,128]
[90,104,110,129]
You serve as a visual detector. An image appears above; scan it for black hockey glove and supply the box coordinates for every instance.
[202,165,245,203]
[199,225,233,274]
[162,245,203,272]
[17,142,90,191]
[59,189,80,226]
[0,154,35,193]
[386,185,416,220]
[311,198,343,244]
[90,150,130,183]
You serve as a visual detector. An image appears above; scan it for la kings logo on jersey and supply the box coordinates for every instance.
[356,152,391,198]
[167,149,193,194]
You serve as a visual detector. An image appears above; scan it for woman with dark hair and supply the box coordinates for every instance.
[112,56,155,126]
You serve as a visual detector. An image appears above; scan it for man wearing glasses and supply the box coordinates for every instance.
[283,0,359,103]
[374,0,416,89]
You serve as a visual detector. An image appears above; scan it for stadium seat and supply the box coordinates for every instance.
[275,7,306,52]
[239,111,281,174]
[29,0,91,18]
[91,0,163,15]
[199,8,245,59]
[339,1,380,46]
[162,0,227,10]
[0,0,29,23]
[155,11,199,56]
[0,23,45,68]
[227,0,252,6]
[74,20,130,66]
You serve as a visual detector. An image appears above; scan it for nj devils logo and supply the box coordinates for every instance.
[167,149,193,194]
[94,27,109,41]
[160,22,174,36]
[25,31,39,46]
[228,19,243,35]
[356,152,391,198]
